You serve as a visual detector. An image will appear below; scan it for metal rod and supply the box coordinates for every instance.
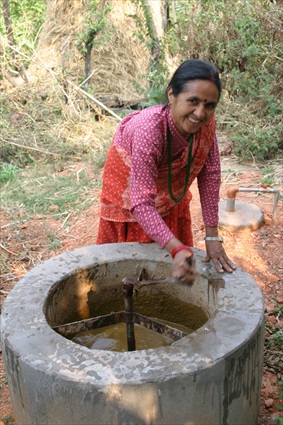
[52,311,126,339]
[133,313,187,341]
[226,186,282,220]
[123,281,136,351]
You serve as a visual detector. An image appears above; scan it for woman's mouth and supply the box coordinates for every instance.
[188,117,201,124]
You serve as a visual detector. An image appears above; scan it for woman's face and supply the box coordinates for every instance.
[167,79,219,135]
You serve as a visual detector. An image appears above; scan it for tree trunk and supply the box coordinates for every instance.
[1,0,16,46]
[143,0,165,75]
[1,0,28,83]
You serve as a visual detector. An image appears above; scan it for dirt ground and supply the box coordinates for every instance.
[0,147,282,424]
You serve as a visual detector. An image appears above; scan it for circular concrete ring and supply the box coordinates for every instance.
[219,200,264,231]
[1,243,264,425]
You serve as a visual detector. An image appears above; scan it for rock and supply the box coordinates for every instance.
[265,301,275,313]
[268,315,277,326]
[48,205,60,212]
[264,398,274,408]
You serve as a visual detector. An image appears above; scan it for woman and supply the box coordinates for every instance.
[96,59,236,283]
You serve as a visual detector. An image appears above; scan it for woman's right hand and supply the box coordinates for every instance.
[172,250,198,284]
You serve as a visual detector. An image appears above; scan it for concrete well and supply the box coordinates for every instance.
[1,243,264,425]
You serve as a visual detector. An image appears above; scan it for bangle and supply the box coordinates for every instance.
[204,236,224,242]
[171,245,193,259]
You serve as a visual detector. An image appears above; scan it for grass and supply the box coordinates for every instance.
[276,381,283,424]
[0,163,101,218]
[0,374,7,394]
[264,302,283,387]
[47,230,62,251]
[0,163,18,183]
[0,86,116,223]
[261,165,275,186]
[0,374,14,425]
[0,83,116,225]
[0,415,15,425]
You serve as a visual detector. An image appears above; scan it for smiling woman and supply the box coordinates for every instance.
[167,80,219,135]
[96,59,236,281]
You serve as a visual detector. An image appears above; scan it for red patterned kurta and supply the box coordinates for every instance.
[96,105,220,248]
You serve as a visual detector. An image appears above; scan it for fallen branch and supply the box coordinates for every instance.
[0,136,81,160]
[0,136,59,156]
[66,79,122,122]
[0,242,18,256]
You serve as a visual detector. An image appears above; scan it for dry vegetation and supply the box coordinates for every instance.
[26,0,150,101]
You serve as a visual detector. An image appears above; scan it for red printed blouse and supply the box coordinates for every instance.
[99,104,221,248]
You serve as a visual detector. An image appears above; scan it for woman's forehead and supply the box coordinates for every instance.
[181,79,220,100]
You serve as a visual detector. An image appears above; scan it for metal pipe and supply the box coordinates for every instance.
[123,279,136,351]
[226,186,282,220]
[226,186,239,212]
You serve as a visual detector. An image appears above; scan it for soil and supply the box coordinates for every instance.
[0,143,282,424]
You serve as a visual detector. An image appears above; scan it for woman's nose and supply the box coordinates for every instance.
[194,103,206,119]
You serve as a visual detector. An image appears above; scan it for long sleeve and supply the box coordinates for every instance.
[197,135,221,227]
[129,123,175,248]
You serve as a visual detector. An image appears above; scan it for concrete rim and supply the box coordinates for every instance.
[1,243,264,385]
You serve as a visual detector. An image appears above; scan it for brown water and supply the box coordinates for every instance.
[71,291,208,352]
[72,318,195,352]
[72,323,176,351]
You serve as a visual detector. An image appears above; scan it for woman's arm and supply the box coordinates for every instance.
[129,124,175,248]
[198,136,236,272]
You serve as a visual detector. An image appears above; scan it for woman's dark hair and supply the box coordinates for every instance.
[165,59,221,103]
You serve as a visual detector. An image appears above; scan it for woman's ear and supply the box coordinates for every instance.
[167,87,173,105]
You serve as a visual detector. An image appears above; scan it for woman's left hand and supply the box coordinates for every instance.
[203,240,236,273]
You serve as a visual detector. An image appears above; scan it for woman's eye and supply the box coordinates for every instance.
[206,103,216,110]
[188,98,198,105]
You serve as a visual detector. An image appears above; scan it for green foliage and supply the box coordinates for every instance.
[276,381,283,424]
[0,416,14,425]
[0,375,14,423]
[265,302,283,388]
[0,163,17,183]
[167,0,282,161]
[267,327,283,351]
[1,374,8,384]
[133,69,167,107]
[164,25,180,57]
[10,0,46,37]
[171,0,274,72]
[264,302,283,423]
[0,0,46,60]
[138,67,167,107]
[139,86,166,108]
[261,166,275,186]
[77,0,112,54]
[231,127,281,162]
[47,231,62,251]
